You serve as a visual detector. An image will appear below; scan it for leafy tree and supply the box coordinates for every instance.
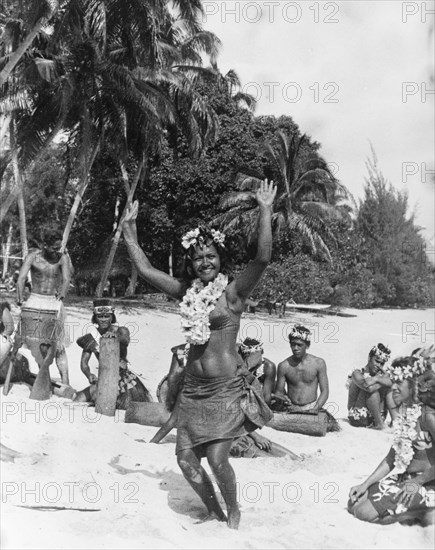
[356,151,434,307]
[215,129,352,262]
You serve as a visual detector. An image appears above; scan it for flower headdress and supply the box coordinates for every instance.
[181,225,226,251]
[240,338,263,356]
[289,325,311,343]
[370,343,391,364]
[386,356,426,382]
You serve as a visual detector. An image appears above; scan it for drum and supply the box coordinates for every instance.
[19,306,59,367]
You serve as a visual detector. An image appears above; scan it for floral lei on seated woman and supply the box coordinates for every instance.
[179,225,228,345]
[385,358,427,477]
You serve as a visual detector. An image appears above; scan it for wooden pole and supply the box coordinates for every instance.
[95,333,120,417]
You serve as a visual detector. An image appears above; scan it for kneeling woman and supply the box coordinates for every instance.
[122,180,276,529]
[348,356,434,524]
[74,299,152,409]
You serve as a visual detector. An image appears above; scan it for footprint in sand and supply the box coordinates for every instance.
[0,443,46,465]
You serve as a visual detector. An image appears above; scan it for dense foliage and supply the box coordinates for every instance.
[1,1,433,308]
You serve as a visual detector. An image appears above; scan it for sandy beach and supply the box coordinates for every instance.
[1,301,434,549]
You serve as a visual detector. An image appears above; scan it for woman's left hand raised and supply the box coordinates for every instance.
[256,179,277,209]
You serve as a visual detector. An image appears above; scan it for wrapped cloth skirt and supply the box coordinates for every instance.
[176,368,272,455]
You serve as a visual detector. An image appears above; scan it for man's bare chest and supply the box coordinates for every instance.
[286,365,317,384]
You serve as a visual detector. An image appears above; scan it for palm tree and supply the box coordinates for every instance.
[0,0,59,87]
[216,130,352,261]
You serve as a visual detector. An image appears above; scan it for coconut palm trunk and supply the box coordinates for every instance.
[0,2,59,87]
[0,117,67,225]
[10,119,28,258]
[95,156,146,298]
[1,224,13,279]
[60,143,100,254]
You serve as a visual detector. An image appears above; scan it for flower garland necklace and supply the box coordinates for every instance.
[389,403,422,475]
[179,273,228,345]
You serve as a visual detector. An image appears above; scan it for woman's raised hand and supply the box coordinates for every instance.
[123,200,139,225]
[256,179,277,209]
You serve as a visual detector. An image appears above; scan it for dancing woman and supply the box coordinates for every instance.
[122,180,276,529]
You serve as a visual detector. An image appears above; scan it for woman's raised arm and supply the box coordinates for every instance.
[122,201,186,299]
[231,179,276,301]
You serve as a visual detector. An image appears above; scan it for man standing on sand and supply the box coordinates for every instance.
[274,325,329,412]
[16,233,72,384]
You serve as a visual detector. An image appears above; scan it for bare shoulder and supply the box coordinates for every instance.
[421,405,435,437]
[264,357,277,373]
[277,358,291,371]
[307,353,327,369]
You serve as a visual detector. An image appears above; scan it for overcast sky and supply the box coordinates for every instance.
[202,0,434,251]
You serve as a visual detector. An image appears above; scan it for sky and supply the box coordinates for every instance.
[201,0,435,253]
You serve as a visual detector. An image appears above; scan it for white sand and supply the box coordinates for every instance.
[1,302,434,549]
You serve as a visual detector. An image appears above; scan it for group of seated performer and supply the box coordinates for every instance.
[347,343,398,430]
[74,299,152,409]
[348,354,435,525]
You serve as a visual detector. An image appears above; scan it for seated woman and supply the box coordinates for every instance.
[347,343,397,429]
[230,337,277,455]
[74,299,152,409]
[348,356,435,525]
[237,337,276,404]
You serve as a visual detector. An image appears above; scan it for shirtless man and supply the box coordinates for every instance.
[274,324,329,412]
[16,234,72,384]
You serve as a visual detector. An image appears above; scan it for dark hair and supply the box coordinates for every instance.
[239,337,264,358]
[390,356,419,370]
[288,325,311,347]
[180,240,228,282]
[369,343,391,357]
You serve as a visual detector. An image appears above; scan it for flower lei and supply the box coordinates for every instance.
[390,404,422,475]
[179,273,228,345]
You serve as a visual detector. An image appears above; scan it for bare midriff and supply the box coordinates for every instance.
[186,326,241,379]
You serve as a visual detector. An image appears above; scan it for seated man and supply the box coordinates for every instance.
[274,324,339,431]
[347,343,397,430]
[74,299,152,410]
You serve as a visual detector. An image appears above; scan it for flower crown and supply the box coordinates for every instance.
[240,340,263,355]
[386,358,426,382]
[181,225,226,251]
[370,344,391,364]
[289,325,311,343]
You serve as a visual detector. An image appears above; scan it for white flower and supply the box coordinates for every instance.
[210,229,226,246]
[181,228,200,249]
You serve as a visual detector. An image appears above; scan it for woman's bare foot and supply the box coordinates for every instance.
[227,506,241,529]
